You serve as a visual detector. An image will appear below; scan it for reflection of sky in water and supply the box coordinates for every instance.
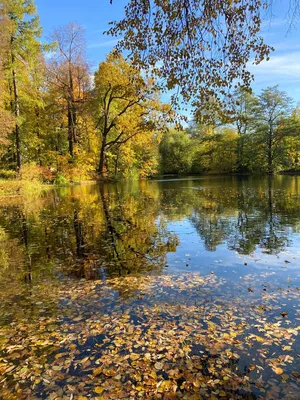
[164,213,300,286]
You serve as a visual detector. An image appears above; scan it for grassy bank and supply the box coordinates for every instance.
[0,163,98,196]
[0,178,50,197]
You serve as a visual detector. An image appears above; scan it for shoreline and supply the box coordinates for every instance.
[1,171,300,197]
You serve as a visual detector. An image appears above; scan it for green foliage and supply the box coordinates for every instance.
[159,87,299,176]
[159,126,238,175]
[159,129,194,174]
[1,0,44,169]
[0,169,17,179]
[54,174,68,185]
[252,86,293,174]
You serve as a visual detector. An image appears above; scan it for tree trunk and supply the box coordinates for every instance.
[268,130,273,174]
[237,134,244,172]
[68,103,74,157]
[67,101,77,158]
[35,105,42,166]
[67,67,77,157]
[114,150,119,179]
[98,135,107,176]
[12,64,21,170]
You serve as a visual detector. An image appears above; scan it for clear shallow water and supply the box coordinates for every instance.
[0,175,300,399]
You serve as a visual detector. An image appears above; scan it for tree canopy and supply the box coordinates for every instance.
[107,0,299,119]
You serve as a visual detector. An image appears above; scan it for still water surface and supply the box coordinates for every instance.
[0,176,300,399]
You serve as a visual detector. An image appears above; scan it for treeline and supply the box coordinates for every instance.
[0,1,170,182]
[161,87,300,175]
[1,1,300,183]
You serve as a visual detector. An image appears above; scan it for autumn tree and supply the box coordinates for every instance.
[253,86,293,174]
[159,129,194,174]
[22,55,47,166]
[1,0,43,169]
[279,107,300,172]
[93,52,168,177]
[48,23,90,157]
[231,88,258,172]
[0,2,14,156]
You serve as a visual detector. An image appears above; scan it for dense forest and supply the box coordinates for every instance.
[1,0,300,183]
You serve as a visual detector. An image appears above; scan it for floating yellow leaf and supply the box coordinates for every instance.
[94,386,105,394]
[273,367,284,375]
[130,353,140,360]
[93,367,103,376]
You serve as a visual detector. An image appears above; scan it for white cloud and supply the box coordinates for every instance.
[88,39,119,49]
[250,51,300,85]
[270,39,300,52]
[261,17,287,30]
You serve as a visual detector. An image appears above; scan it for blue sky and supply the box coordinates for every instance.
[35,0,300,104]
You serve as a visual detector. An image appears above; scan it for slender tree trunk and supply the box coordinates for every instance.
[72,103,77,144]
[237,135,244,172]
[11,60,21,169]
[268,129,273,174]
[67,67,77,157]
[35,105,42,166]
[114,150,119,179]
[98,135,107,176]
[68,103,74,157]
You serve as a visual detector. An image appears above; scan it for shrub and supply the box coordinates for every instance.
[19,163,43,182]
[0,169,17,179]
[54,174,68,185]
[40,167,54,183]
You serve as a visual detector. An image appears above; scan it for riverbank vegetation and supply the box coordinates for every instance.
[1,1,300,185]
[161,87,300,175]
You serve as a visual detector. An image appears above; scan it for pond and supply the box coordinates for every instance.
[0,175,300,399]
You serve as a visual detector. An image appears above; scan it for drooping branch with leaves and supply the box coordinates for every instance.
[107,0,274,120]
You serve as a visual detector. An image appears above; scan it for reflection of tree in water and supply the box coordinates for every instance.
[160,176,296,255]
[1,176,300,285]
[190,210,228,252]
[96,184,178,277]
[0,182,179,284]
[259,177,290,254]
[224,178,289,255]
